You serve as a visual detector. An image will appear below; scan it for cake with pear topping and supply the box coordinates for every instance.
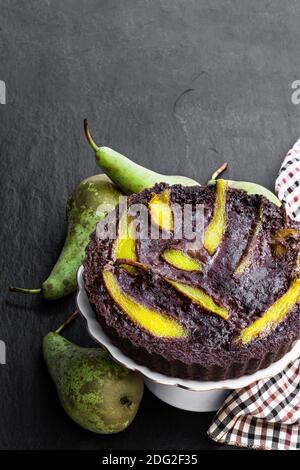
[83,182,300,380]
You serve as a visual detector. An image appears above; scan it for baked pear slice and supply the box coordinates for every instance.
[204,179,228,255]
[162,248,203,272]
[149,189,173,231]
[271,228,300,258]
[272,228,300,241]
[103,269,186,338]
[114,214,137,273]
[238,278,300,344]
[167,279,229,320]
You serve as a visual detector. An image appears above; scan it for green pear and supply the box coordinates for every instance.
[43,323,144,434]
[208,179,281,206]
[208,163,281,206]
[84,119,200,194]
[10,174,122,299]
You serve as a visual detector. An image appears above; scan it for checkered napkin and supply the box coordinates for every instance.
[275,137,300,221]
[207,359,300,450]
[208,139,300,450]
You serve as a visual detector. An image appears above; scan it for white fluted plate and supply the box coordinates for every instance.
[77,266,300,411]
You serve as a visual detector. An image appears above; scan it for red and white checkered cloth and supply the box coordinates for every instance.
[208,359,300,450]
[208,139,300,450]
[276,137,300,221]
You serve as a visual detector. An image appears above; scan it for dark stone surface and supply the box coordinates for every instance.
[0,0,300,450]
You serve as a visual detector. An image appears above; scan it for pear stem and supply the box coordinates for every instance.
[210,162,228,181]
[55,310,79,335]
[9,286,42,295]
[84,119,100,153]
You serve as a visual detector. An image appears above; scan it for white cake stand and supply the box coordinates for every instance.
[76,266,300,412]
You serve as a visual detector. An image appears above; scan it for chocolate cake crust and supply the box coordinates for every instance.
[83,183,300,381]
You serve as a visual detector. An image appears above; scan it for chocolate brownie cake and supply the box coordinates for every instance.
[83,181,300,381]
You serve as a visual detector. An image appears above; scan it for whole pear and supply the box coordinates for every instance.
[10,174,122,299]
[43,331,144,434]
[84,120,200,194]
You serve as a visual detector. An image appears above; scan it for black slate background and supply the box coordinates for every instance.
[1,0,300,450]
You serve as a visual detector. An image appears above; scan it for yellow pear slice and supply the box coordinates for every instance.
[273,242,287,257]
[103,270,186,338]
[114,214,137,273]
[167,279,229,320]
[162,248,203,272]
[273,228,300,240]
[204,179,228,255]
[271,228,300,259]
[238,278,300,344]
[149,189,173,231]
